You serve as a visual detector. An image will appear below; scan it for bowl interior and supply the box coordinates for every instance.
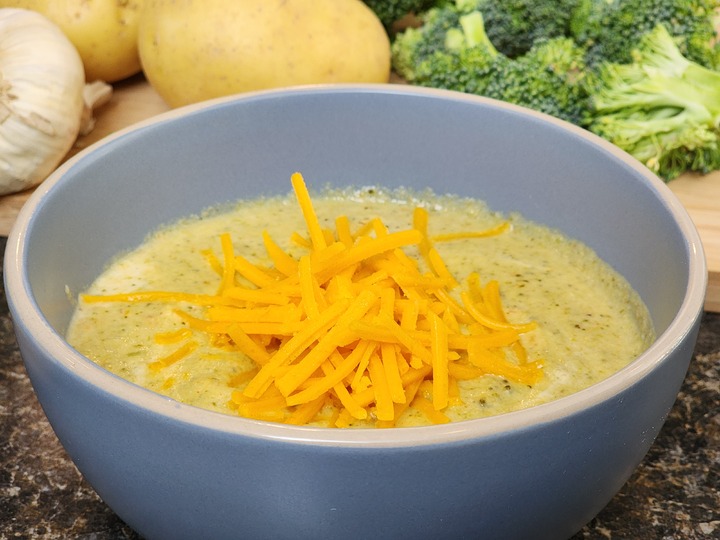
[11,85,705,438]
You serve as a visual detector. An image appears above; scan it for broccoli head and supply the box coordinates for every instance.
[475,0,582,58]
[392,3,590,124]
[571,0,720,69]
[483,37,590,125]
[391,1,476,82]
[361,0,442,30]
[586,24,720,180]
[401,9,501,94]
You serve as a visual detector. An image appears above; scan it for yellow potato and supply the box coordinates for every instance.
[138,0,391,107]
[0,0,143,83]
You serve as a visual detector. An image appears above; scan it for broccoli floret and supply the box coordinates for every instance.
[391,1,474,82]
[361,0,442,30]
[392,0,720,179]
[586,24,720,180]
[411,12,502,95]
[484,37,590,124]
[571,0,720,69]
[475,0,582,58]
[392,4,590,124]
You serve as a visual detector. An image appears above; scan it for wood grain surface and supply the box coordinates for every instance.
[2,75,718,311]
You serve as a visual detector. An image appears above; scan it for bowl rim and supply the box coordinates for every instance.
[5,84,708,448]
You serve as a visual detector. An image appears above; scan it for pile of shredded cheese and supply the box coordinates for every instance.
[82,173,543,428]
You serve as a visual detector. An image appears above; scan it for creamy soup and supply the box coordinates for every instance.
[67,182,654,427]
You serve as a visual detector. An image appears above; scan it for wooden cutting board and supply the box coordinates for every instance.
[2,74,718,311]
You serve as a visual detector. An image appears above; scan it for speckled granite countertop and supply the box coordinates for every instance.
[1,233,718,540]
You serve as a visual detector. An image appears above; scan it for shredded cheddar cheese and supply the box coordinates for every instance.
[81,172,544,427]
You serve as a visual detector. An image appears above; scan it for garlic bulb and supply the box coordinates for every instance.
[0,8,85,195]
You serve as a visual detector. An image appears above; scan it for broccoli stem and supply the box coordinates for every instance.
[459,12,496,53]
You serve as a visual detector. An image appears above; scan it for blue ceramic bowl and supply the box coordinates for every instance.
[5,85,706,540]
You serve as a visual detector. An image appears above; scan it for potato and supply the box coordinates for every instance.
[138,0,391,107]
[0,0,144,82]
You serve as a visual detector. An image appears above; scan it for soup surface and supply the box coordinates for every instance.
[67,183,654,427]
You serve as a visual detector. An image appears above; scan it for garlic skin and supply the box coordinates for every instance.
[0,8,85,195]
